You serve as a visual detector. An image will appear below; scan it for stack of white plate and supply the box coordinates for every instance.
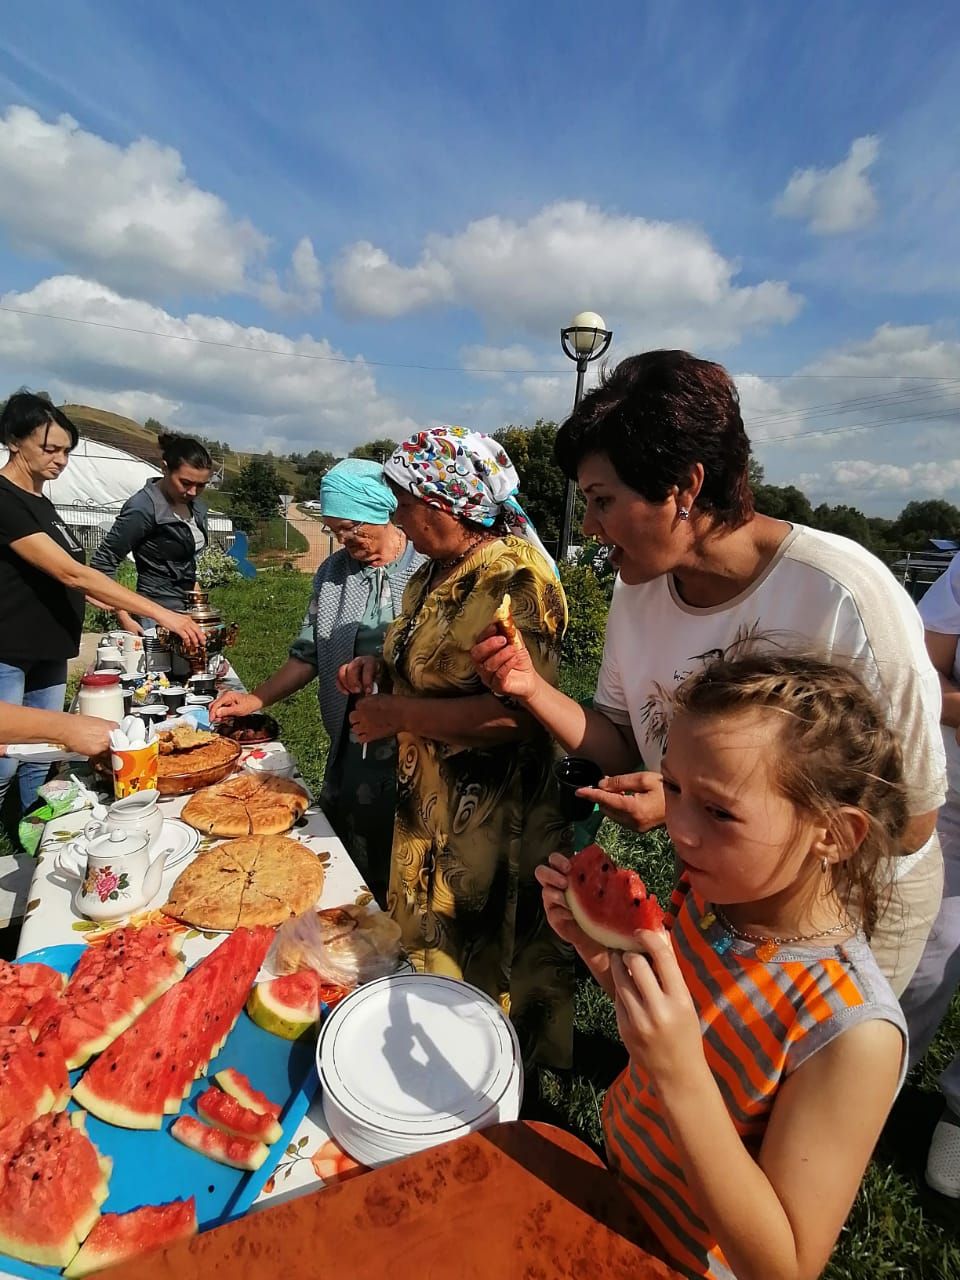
[317,972,523,1167]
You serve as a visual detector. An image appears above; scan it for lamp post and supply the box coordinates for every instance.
[557,311,613,562]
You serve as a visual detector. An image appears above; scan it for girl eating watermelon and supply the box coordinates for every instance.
[537,651,907,1280]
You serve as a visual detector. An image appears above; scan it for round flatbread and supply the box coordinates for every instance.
[181,775,310,837]
[162,835,325,931]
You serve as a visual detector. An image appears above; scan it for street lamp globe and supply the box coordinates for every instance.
[556,310,614,561]
[568,311,608,357]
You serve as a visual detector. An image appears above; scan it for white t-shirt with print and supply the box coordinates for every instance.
[918,552,960,799]
[594,525,946,856]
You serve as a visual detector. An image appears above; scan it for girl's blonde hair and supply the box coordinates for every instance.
[671,651,908,937]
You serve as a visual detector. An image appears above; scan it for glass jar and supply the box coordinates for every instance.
[77,672,125,723]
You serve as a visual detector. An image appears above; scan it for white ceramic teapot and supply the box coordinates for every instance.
[56,829,172,922]
[83,790,164,853]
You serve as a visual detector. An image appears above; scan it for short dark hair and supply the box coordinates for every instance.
[158,432,213,473]
[554,350,754,528]
[0,391,79,450]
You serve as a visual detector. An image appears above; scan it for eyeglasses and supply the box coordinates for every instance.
[320,520,362,536]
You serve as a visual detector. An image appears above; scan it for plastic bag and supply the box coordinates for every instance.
[270,904,403,988]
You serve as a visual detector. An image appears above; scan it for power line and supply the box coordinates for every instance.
[757,401,960,444]
[1,302,958,381]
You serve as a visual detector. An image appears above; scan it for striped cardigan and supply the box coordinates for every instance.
[603,879,906,1280]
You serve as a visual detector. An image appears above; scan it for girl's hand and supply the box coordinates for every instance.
[210,691,263,721]
[535,854,607,962]
[349,694,403,744]
[577,771,666,832]
[470,626,540,704]
[610,936,705,1087]
[337,656,382,696]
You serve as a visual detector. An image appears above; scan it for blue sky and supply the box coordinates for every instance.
[0,0,958,514]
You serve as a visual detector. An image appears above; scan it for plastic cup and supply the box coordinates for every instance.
[554,756,604,823]
[111,739,160,799]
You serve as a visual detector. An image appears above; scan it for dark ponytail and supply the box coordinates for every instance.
[158,432,212,473]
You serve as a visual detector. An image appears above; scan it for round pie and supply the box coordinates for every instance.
[162,835,325,931]
[181,774,310,837]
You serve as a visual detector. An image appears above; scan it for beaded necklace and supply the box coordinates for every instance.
[700,904,853,962]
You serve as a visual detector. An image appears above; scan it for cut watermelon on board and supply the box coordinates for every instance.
[246,971,321,1040]
[214,1067,281,1120]
[72,927,274,1129]
[0,1111,111,1271]
[564,844,665,951]
[63,1197,197,1279]
[197,1087,282,1145]
[170,1116,268,1171]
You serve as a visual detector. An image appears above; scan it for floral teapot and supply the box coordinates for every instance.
[56,829,173,922]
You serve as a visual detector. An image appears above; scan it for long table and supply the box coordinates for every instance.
[15,670,367,1218]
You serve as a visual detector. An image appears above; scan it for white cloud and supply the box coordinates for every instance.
[0,275,417,453]
[740,324,960,448]
[775,135,880,234]
[256,237,324,313]
[333,200,801,347]
[799,458,960,499]
[457,343,542,383]
[334,241,453,318]
[0,106,320,310]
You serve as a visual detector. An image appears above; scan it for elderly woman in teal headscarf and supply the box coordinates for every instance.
[211,459,424,902]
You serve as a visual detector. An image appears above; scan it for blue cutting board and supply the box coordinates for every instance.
[0,944,319,1280]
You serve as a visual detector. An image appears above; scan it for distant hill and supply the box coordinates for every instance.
[63,404,300,491]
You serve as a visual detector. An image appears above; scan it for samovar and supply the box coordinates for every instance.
[160,587,238,676]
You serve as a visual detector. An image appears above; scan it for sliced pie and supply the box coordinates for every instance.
[181,775,311,838]
[162,835,325,930]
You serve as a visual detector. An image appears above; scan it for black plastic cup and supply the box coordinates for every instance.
[554,756,604,823]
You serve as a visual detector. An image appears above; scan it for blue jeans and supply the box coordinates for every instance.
[0,658,68,813]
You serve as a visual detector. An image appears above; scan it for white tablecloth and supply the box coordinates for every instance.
[14,665,362,1230]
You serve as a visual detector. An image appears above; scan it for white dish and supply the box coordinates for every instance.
[317,974,521,1139]
[4,743,85,762]
[152,818,201,871]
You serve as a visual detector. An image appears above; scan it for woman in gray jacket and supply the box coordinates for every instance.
[92,433,213,632]
[210,459,423,904]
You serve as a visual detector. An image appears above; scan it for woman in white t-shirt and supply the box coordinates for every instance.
[473,349,946,995]
[903,554,960,1196]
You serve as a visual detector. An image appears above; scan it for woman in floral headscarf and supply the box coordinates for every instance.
[338,427,574,1069]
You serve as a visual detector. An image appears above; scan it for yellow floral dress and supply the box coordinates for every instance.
[383,536,575,1069]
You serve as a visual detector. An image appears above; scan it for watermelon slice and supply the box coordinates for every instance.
[0,1111,111,1270]
[72,927,274,1129]
[170,1116,268,1171]
[197,1087,282,1144]
[0,1027,70,1124]
[564,844,665,951]
[246,971,321,1040]
[39,926,187,1068]
[214,1068,281,1120]
[63,1197,197,1278]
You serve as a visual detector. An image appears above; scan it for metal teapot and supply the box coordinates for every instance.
[159,587,238,676]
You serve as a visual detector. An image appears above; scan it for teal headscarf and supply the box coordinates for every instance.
[320,458,396,525]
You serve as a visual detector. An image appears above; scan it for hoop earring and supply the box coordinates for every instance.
[678,507,690,521]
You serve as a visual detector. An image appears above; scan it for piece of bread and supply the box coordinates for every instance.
[162,834,325,930]
[493,593,521,647]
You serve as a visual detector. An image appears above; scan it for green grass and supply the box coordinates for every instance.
[246,517,309,562]
[5,571,959,1276]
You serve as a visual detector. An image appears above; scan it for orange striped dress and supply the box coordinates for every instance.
[603,880,906,1280]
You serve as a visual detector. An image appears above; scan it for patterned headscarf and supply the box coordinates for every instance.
[383,426,556,571]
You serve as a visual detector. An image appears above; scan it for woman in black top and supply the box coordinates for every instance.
[0,394,204,817]
[91,434,213,633]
